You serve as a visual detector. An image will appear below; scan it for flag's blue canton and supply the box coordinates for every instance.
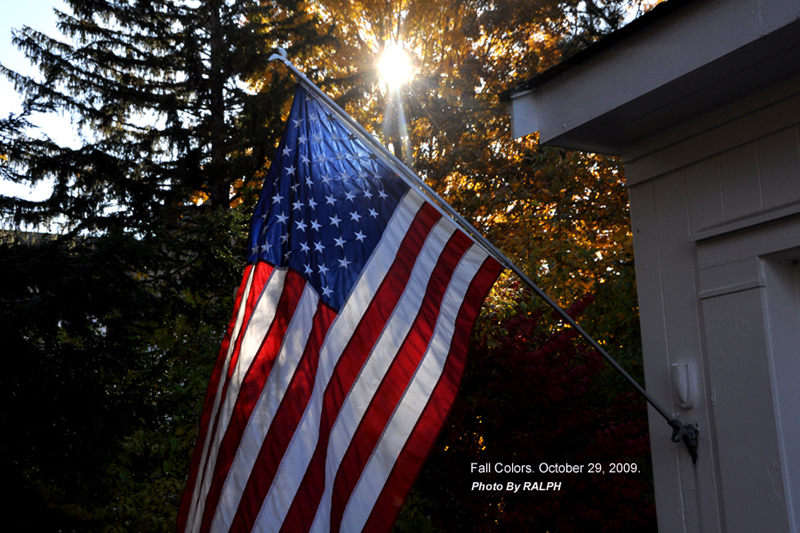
[247,87,410,310]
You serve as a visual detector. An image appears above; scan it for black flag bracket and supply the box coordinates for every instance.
[267,48,700,464]
[670,419,700,463]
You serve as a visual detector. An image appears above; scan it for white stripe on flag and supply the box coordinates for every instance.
[340,243,490,532]
[188,267,288,533]
[210,281,320,531]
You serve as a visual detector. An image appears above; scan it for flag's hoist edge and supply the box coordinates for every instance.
[177,86,503,533]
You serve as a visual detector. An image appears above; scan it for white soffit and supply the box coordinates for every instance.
[506,0,800,154]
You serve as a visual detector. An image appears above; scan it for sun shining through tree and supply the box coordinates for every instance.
[377,44,414,167]
[377,44,413,88]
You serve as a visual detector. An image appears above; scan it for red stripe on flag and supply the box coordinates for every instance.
[224,263,277,382]
[277,203,443,533]
[229,201,441,533]
[329,230,475,532]
[198,268,307,533]
[177,262,263,532]
[361,256,503,532]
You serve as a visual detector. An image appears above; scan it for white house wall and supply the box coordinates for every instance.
[627,72,800,532]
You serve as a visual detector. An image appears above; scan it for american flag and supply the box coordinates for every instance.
[177,86,502,533]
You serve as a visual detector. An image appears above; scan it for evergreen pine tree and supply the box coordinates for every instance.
[0,1,332,529]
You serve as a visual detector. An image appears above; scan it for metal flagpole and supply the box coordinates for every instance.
[267,49,699,463]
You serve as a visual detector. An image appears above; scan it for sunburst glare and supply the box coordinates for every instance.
[377,45,412,88]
